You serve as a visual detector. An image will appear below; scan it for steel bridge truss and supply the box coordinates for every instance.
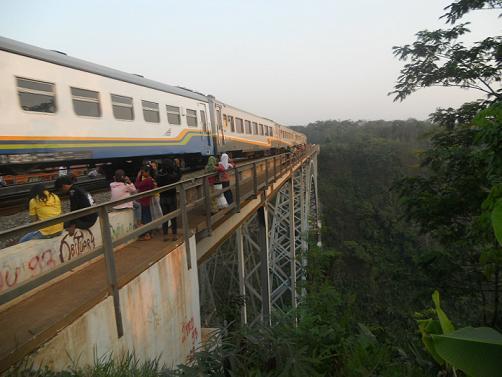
[199,156,320,327]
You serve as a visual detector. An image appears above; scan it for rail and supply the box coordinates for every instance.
[0,144,319,336]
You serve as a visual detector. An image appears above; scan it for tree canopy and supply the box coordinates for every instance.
[390,0,501,102]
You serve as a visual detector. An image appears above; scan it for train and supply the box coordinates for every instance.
[0,36,306,178]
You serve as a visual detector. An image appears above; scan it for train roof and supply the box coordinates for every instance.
[0,36,208,102]
[215,101,301,134]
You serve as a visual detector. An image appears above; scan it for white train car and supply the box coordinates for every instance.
[0,37,213,174]
[0,36,306,175]
[208,98,306,157]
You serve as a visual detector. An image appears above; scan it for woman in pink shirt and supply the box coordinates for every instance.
[110,169,141,226]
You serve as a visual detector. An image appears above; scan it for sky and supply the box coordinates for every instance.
[0,0,499,125]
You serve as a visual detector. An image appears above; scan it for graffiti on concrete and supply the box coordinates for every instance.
[0,266,20,290]
[181,317,199,344]
[0,248,57,291]
[111,221,134,241]
[0,229,96,293]
[0,211,132,293]
[182,317,199,363]
[59,229,96,263]
[28,249,57,276]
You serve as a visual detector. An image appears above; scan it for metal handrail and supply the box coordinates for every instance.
[0,148,313,239]
[0,144,319,337]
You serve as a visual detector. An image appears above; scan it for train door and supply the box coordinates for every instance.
[215,104,225,145]
[198,103,212,147]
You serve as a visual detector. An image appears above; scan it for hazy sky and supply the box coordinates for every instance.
[0,0,499,125]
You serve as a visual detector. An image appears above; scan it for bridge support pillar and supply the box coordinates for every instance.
[236,226,247,325]
[257,205,271,325]
[198,150,321,328]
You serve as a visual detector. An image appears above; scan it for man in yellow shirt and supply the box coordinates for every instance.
[19,184,63,243]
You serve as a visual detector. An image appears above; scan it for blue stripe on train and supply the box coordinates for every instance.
[0,136,214,159]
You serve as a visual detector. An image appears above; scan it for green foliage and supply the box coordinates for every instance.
[431,327,502,377]
[390,0,501,102]
[432,290,455,335]
[417,291,502,376]
[8,353,163,377]
[417,319,445,365]
[441,0,502,24]
[492,199,502,245]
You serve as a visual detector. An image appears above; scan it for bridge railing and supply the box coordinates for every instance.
[0,144,319,335]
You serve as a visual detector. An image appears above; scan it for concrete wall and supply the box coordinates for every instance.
[0,211,134,297]
[26,236,200,370]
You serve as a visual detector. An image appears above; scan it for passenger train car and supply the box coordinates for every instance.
[0,36,306,176]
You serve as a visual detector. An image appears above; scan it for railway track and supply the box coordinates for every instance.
[0,155,264,217]
[0,176,109,214]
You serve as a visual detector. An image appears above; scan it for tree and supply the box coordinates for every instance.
[441,0,502,24]
[392,0,502,330]
[389,1,501,102]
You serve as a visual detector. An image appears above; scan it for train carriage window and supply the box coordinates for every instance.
[17,77,56,113]
[166,105,181,125]
[187,109,198,127]
[228,116,235,132]
[223,114,228,129]
[235,118,244,133]
[259,124,264,135]
[252,122,258,135]
[270,127,274,137]
[142,100,160,123]
[244,120,251,134]
[111,94,134,120]
[71,87,101,117]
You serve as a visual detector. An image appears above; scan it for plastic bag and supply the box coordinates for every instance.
[150,196,163,229]
[214,184,228,209]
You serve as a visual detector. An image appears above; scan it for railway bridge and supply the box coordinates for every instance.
[0,145,320,372]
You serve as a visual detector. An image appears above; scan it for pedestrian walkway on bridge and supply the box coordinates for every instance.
[0,145,320,372]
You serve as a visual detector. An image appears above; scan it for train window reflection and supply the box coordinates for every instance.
[244,120,251,134]
[111,94,134,120]
[71,87,100,117]
[236,118,243,133]
[17,77,56,113]
[228,116,235,132]
[187,109,198,127]
[142,100,160,123]
[166,105,181,125]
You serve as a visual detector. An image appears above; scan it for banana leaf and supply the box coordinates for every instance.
[418,319,444,365]
[432,290,455,335]
[431,327,502,377]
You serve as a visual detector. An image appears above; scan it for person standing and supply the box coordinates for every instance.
[135,165,155,240]
[55,176,98,236]
[156,159,182,241]
[218,153,234,205]
[205,156,219,213]
[19,184,63,242]
[110,169,141,226]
